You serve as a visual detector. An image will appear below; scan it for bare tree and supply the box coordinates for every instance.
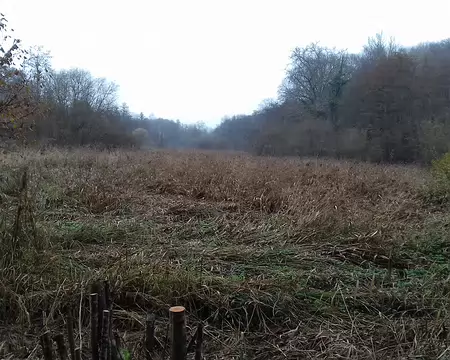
[92,77,118,113]
[278,43,351,121]
[48,70,71,110]
[23,46,52,102]
[120,102,131,121]
[43,68,118,113]
[361,32,401,66]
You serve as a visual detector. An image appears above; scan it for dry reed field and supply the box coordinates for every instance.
[1,148,449,359]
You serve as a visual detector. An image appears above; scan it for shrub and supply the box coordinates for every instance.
[132,128,149,148]
[424,152,450,205]
[432,152,450,182]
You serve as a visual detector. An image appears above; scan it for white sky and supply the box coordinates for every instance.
[1,0,449,125]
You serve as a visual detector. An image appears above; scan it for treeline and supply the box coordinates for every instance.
[2,14,450,163]
[28,63,211,149]
[212,35,450,163]
[0,16,210,150]
[3,51,210,149]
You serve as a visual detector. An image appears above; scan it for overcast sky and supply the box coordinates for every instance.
[1,0,449,125]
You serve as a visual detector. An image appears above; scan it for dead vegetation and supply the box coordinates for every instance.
[0,148,449,359]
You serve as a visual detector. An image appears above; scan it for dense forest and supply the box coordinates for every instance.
[1,14,450,163]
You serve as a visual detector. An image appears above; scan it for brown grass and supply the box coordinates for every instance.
[0,148,448,359]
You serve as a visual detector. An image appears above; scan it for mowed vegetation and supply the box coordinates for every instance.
[1,148,449,359]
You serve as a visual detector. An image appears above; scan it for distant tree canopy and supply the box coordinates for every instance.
[211,34,450,163]
[1,16,450,163]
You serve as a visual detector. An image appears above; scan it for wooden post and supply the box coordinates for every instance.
[53,334,68,360]
[74,348,81,360]
[145,313,156,360]
[100,310,111,360]
[92,282,106,345]
[104,280,113,360]
[169,306,186,360]
[90,293,99,360]
[239,332,246,360]
[194,323,203,360]
[66,314,76,360]
[40,330,54,360]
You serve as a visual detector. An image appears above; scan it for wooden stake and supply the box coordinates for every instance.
[239,331,246,360]
[194,323,203,360]
[90,293,99,360]
[66,314,76,360]
[74,348,81,360]
[53,334,68,360]
[169,306,186,360]
[40,330,54,360]
[92,282,105,345]
[145,313,156,360]
[104,280,113,360]
[100,310,111,360]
